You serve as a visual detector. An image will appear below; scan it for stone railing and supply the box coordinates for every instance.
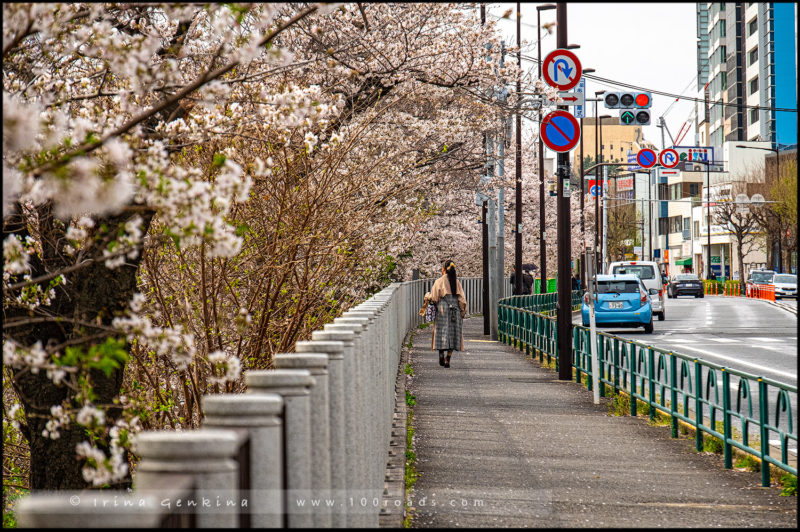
[16,277,486,528]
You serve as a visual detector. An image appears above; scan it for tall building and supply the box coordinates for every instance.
[696,2,798,149]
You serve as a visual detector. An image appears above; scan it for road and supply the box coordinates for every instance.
[590,295,797,459]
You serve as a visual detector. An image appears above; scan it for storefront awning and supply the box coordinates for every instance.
[675,257,692,266]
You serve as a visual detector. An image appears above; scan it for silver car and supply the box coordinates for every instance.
[772,274,797,299]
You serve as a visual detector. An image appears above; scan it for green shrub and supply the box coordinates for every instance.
[780,474,796,496]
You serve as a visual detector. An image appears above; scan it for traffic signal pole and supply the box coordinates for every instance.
[556,3,572,381]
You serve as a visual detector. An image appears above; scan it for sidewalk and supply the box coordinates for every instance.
[406,317,797,528]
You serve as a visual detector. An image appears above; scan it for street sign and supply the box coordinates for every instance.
[574,77,586,119]
[588,179,606,197]
[540,110,581,153]
[542,49,582,91]
[659,148,679,168]
[549,91,585,106]
[637,149,657,168]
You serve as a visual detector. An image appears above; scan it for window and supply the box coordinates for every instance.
[750,108,759,125]
[670,184,681,201]
[748,47,758,66]
[611,265,655,280]
[658,218,669,236]
[683,218,691,232]
[748,18,758,36]
[690,183,700,197]
[658,183,668,199]
[694,221,700,236]
[749,77,758,95]
[669,216,682,234]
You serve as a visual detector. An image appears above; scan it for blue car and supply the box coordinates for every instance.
[581,274,654,333]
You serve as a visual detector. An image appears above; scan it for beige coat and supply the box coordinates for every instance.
[428,275,467,350]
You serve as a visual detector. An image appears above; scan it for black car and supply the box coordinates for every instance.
[667,273,704,298]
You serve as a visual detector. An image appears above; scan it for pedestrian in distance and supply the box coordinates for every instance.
[429,259,467,368]
[509,267,522,295]
[522,269,534,295]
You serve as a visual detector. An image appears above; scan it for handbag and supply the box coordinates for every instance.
[425,302,437,323]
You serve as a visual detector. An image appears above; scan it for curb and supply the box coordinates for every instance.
[379,331,411,527]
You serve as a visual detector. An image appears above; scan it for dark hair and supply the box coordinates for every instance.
[443,259,458,295]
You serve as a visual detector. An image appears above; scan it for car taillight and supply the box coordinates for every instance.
[583,292,589,304]
[640,288,647,305]
[658,289,662,298]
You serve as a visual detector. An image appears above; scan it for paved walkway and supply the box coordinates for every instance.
[407,317,797,528]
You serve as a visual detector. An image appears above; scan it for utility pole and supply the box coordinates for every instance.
[496,45,505,316]
[481,3,489,335]
[514,2,523,296]
[556,3,572,381]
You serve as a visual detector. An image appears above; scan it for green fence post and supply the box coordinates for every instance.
[630,345,637,416]
[648,347,656,422]
[573,327,581,383]
[670,353,678,438]
[613,338,620,395]
[598,335,606,398]
[758,379,770,487]
[694,359,703,451]
[721,368,732,468]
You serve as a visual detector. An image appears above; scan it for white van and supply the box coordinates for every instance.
[607,261,666,321]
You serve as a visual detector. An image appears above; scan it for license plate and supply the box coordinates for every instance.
[609,302,623,309]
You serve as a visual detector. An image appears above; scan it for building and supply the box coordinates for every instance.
[696,2,798,148]
[654,141,775,280]
[573,117,657,172]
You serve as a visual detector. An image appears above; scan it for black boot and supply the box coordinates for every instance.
[439,350,445,366]
[444,352,452,368]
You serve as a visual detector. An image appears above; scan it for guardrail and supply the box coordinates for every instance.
[16,276,488,527]
[498,296,797,486]
[746,283,776,301]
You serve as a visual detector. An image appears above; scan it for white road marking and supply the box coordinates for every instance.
[769,440,798,455]
[667,344,797,380]
[748,337,785,343]
[706,338,740,343]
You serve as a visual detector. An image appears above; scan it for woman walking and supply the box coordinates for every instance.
[429,259,467,368]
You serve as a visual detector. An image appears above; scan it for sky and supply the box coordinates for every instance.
[486,2,699,154]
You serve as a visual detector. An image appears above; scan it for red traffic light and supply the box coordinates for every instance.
[634,92,652,108]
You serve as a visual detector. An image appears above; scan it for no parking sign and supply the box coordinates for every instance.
[540,110,581,153]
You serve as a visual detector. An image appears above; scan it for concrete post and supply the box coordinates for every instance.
[202,394,284,528]
[245,369,314,528]
[296,339,347,528]
[331,317,370,527]
[314,327,356,527]
[134,429,241,528]
[273,354,331,528]
[16,492,165,528]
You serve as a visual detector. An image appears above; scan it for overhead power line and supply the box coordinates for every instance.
[515,53,798,114]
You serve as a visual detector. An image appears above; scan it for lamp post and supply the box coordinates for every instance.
[577,68,595,288]
[536,3,556,293]
[735,144,783,272]
[595,107,611,273]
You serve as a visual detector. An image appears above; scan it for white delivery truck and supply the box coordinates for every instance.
[607,260,666,321]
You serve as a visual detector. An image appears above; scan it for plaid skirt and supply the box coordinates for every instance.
[432,294,463,351]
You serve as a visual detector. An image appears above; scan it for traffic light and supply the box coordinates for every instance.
[604,92,620,109]
[619,109,651,125]
[604,91,652,109]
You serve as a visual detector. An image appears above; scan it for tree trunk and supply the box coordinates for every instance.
[6,208,153,490]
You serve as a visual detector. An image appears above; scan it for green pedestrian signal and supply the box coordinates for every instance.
[620,110,635,125]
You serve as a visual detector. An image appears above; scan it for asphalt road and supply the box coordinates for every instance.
[591,295,797,459]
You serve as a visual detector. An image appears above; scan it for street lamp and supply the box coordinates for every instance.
[577,67,596,287]
[735,144,783,272]
[536,3,556,293]
[595,107,611,273]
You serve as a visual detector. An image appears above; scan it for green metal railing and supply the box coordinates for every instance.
[497,296,798,486]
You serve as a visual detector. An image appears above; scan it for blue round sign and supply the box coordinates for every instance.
[541,110,581,153]
[637,148,657,168]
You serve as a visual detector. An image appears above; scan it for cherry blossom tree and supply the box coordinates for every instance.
[3,2,533,492]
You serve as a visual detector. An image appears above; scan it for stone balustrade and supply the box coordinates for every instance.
[15,279,484,528]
